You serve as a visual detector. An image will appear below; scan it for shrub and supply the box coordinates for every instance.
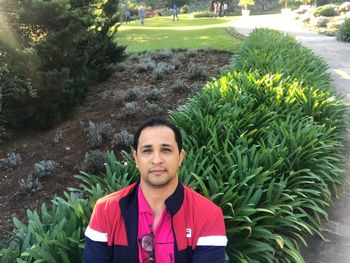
[339,2,350,12]
[337,18,350,42]
[180,4,191,14]
[18,174,43,195]
[152,62,175,80]
[148,49,173,59]
[0,152,22,170]
[135,57,156,72]
[146,89,162,101]
[171,53,185,69]
[33,160,58,179]
[127,53,140,61]
[313,16,330,27]
[188,63,208,79]
[186,48,198,57]
[170,79,187,92]
[125,87,141,101]
[122,102,140,117]
[169,29,347,262]
[313,4,338,17]
[145,102,162,116]
[84,121,113,147]
[233,29,333,92]
[113,130,134,147]
[83,150,107,174]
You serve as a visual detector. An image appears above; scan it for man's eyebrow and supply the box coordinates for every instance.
[161,144,172,148]
[140,145,152,149]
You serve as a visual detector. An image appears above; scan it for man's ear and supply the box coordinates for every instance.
[133,151,138,168]
[178,149,185,167]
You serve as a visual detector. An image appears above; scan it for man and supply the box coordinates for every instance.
[139,5,145,25]
[173,4,179,21]
[83,117,227,262]
[223,2,228,17]
[125,9,131,24]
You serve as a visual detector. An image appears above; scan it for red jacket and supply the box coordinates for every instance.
[84,182,227,262]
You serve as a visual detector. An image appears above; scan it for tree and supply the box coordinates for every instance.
[238,0,255,10]
[0,0,125,130]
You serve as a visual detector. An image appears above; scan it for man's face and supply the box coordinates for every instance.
[133,126,185,188]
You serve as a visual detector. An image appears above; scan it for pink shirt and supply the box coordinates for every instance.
[138,186,174,263]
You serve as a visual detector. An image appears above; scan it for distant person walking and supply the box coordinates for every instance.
[139,5,145,25]
[125,9,131,24]
[173,4,179,21]
[213,1,220,17]
[222,2,228,16]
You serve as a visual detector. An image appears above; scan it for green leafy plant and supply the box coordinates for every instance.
[313,5,338,17]
[336,18,350,42]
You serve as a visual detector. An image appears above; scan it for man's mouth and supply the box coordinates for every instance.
[149,169,166,175]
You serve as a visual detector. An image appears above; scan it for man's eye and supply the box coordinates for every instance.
[162,148,171,152]
[142,149,151,153]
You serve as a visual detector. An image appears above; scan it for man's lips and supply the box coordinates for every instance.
[149,169,166,175]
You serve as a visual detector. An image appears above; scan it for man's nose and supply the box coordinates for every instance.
[152,151,163,164]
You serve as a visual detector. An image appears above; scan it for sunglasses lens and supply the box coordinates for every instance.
[141,235,153,252]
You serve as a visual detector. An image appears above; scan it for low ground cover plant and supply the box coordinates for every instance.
[0,29,346,263]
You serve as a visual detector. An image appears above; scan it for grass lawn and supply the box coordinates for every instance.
[116,14,242,52]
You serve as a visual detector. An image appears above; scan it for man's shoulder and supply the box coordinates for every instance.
[182,184,221,211]
[96,183,136,207]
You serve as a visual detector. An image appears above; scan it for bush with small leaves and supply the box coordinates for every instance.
[85,121,113,147]
[0,152,22,170]
[122,102,140,117]
[135,58,156,72]
[146,89,161,101]
[148,49,173,60]
[337,18,350,42]
[33,160,58,179]
[152,62,175,80]
[339,2,350,13]
[145,102,162,116]
[19,174,43,195]
[53,131,63,144]
[113,130,134,147]
[312,16,330,27]
[128,53,140,61]
[313,5,338,17]
[125,87,141,101]
[188,63,208,79]
[83,150,107,174]
[186,48,198,57]
[170,79,187,93]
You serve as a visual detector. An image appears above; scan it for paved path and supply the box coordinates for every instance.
[231,14,350,263]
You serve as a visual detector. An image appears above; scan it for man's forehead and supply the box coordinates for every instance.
[138,126,176,144]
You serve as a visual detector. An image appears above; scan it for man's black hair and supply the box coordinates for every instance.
[133,117,183,152]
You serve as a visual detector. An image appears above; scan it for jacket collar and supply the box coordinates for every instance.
[165,182,184,216]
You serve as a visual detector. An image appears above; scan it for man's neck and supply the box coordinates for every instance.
[140,179,178,213]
